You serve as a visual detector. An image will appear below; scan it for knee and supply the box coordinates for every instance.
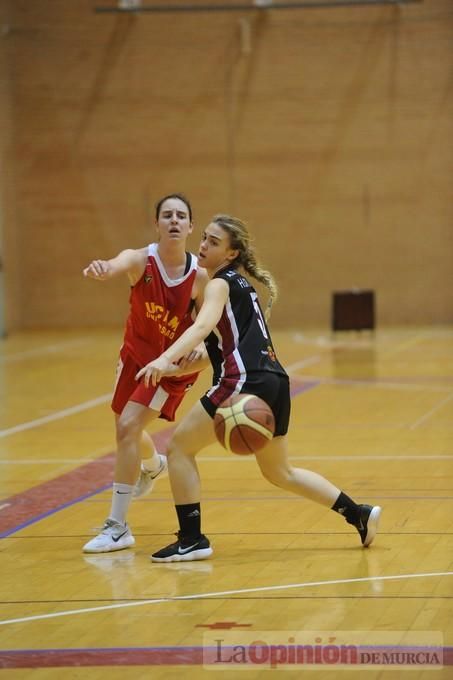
[167,433,186,459]
[260,464,293,489]
[167,428,194,459]
[116,414,141,445]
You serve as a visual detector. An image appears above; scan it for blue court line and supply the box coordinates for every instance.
[0,484,113,539]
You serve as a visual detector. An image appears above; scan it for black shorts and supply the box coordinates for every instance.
[200,372,291,437]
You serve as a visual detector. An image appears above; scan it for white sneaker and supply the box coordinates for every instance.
[133,454,168,498]
[83,518,135,553]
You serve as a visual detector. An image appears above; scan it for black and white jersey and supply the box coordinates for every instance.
[204,267,287,406]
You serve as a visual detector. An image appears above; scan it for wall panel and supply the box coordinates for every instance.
[2,0,452,329]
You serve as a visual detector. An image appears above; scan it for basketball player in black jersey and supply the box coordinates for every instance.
[137,214,382,562]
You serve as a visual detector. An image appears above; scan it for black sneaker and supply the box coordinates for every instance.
[151,532,213,563]
[354,504,382,547]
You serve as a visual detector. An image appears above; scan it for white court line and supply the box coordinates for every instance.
[0,395,112,439]
[290,329,453,351]
[286,356,322,372]
[0,454,452,466]
[295,374,451,393]
[0,357,319,440]
[410,392,453,430]
[380,332,427,358]
[0,338,90,363]
[194,454,453,462]
[0,458,112,465]
[0,357,321,441]
[0,571,451,627]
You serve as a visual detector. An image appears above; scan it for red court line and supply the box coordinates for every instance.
[0,454,115,537]
[0,646,450,669]
[0,647,202,668]
[0,429,172,538]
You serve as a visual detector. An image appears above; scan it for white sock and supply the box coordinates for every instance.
[110,483,134,524]
[142,450,163,474]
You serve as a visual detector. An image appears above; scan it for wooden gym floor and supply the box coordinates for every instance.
[0,327,452,679]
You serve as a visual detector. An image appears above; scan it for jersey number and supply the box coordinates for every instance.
[250,292,269,340]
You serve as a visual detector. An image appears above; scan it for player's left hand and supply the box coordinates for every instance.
[136,355,173,387]
[177,343,205,370]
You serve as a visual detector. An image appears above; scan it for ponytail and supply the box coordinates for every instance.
[212,214,278,320]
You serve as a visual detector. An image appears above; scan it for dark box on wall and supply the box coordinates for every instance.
[331,289,375,331]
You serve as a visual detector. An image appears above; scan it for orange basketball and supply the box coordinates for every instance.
[214,394,275,455]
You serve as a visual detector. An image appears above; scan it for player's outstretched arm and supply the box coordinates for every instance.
[82,248,146,283]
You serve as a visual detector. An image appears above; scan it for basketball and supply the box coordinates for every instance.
[214,394,275,455]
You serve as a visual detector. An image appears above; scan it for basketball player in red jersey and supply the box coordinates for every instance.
[82,194,210,553]
[137,214,382,562]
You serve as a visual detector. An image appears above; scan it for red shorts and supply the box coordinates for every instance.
[111,351,199,421]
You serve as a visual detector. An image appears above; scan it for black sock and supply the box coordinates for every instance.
[331,492,360,525]
[175,503,201,539]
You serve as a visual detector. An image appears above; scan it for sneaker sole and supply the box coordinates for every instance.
[133,463,168,498]
[132,480,156,499]
[151,547,213,563]
[83,536,136,554]
[363,506,382,547]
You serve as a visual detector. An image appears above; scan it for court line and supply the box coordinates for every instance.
[0,571,451,627]
[287,352,453,394]
[0,338,90,363]
[0,459,111,465]
[2,644,452,669]
[0,369,315,440]
[409,391,453,430]
[285,356,322,371]
[0,454,115,537]
[1,644,451,669]
[0,394,112,439]
[92,495,453,502]
[208,454,453,461]
[0,482,113,538]
[379,331,427,358]
[294,374,452,393]
[1,454,452,465]
[1,370,450,538]
[291,328,453,351]
[1,449,451,535]
[0,379,315,537]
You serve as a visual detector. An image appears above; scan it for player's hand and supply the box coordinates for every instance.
[177,343,205,370]
[136,355,173,387]
[83,260,111,280]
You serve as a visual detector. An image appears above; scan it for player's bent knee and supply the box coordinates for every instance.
[116,416,142,444]
[167,432,197,459]
[260,465,293,489]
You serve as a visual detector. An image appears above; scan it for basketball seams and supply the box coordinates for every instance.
[229,412,273,440]
[214,393,275,455]
[231,423,254,453]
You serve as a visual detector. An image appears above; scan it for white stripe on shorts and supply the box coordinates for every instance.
[148,385,169,412]
[113,356,124,392]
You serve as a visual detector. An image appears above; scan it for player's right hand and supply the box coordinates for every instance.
[83,260,111,279]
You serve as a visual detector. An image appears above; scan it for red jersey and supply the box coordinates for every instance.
[122,243,198,367]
